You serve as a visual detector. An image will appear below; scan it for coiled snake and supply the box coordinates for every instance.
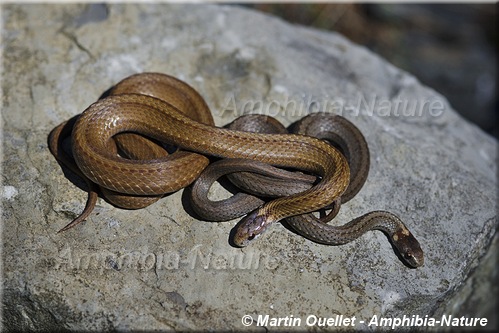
[48,72,424,268]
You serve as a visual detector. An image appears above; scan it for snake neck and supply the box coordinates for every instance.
[286,211,424,267]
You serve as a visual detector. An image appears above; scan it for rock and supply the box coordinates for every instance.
[2,3,497,331]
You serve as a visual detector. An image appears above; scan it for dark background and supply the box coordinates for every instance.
[243,3,497,139]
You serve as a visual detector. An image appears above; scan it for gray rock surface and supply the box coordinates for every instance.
[2,3,497,331]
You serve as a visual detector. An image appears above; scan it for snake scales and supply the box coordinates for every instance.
[48,72,424,268]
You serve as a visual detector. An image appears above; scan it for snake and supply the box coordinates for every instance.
[190,114,424,267]
[48,72,424,268]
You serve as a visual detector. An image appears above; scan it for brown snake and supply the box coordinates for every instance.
[48,72,424,268]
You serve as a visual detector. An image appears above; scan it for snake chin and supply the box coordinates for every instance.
[233,209,269,247]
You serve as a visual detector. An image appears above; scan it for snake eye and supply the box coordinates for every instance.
[248,234,256,241]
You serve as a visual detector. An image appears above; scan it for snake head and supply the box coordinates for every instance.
[233,210,269,247]
[392,228,424,268]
